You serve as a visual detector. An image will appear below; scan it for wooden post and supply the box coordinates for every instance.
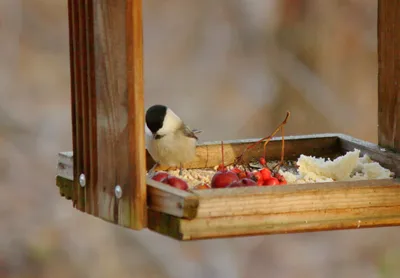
[378,0,400,152]
[67,0,146,230]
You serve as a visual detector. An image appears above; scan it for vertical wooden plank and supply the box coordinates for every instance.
[67,0,145,228]
[126,0,146,229]
[67,0,76,206]
[93,0,146,229]
[378,0,400,152]
[68,0,98,213]
[80,0,98,215]
[86,0,98,216]
[93,0,125,225]
[78,0,90,213]
[68,0,85,211]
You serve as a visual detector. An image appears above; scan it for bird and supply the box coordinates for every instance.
[145,104,202,175]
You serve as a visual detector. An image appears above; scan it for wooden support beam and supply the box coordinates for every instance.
[378,0,400,152]
[126,0,147,230]
[67,0,146,229]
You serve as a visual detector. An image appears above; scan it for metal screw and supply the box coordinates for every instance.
[115,185,122,199]
[79,173,86,187]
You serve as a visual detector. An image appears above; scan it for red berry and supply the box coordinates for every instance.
[166,176,189,191]
[151,172,169,182]
[259,157,266,166]
[263,177,280,186]
[211,171,239,189]
[260,168,272,180]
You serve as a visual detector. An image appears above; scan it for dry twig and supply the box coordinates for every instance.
[235,111,290,165]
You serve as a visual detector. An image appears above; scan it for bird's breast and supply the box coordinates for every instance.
[148,133,196,167]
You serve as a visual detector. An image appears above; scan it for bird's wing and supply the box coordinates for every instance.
[182,124,201,140]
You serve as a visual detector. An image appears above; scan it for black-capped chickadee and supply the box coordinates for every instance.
[145,104,202,175]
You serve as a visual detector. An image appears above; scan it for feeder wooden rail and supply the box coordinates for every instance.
[56,0,400,240]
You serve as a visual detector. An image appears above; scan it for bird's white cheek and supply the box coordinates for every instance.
[158,110,182,135]
[145,124,152,136]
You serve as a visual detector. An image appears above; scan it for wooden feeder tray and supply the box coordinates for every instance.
[56,0,400,241]
[57,133,400,240]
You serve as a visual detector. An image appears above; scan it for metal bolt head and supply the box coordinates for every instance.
[115,185,122,199]
[79,173,86,187]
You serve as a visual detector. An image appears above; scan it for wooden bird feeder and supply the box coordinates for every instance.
[56,0,400,240]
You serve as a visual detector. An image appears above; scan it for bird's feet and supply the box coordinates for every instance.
[179,163,183,176]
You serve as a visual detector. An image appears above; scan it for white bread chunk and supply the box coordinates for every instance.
[297,149,361,181]
[285,149,394,184]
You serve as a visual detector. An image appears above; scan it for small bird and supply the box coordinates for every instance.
[145,104,202,175]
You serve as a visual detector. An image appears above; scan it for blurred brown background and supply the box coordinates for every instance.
[1,0,399,277]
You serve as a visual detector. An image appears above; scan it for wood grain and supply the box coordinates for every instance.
[147,134,341,171]
[86,0,98,216]
[378,0,400,151]
[68,0,86,211]
[67,0,98,215]
[67,0,76,207]
[93,0,131,227]
[126,0,147,229]
[148,206,400,241]
[147,179,198,219]
[193,179,400,218]
[80,0,94,214]
[78,0,89,213]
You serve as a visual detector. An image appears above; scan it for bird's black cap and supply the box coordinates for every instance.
[145,104,167,134]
